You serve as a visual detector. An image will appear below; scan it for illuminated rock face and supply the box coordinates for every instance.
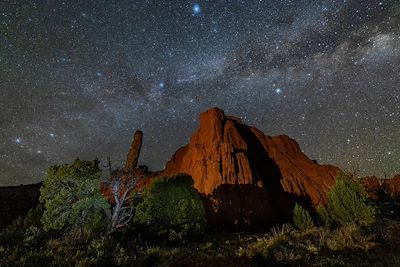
[127,107,342,228]
[162,107,340,207]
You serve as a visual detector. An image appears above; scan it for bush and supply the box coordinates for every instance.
[293,203,314,230]
[316,205,333,227]
[40,159,110,234]
[23,204,44,229]
[239,224,374,265]
[321,174,377,226]
[133,175,206,240]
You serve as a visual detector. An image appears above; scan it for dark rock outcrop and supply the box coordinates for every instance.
[0,183,42,229]
[359,176,385,201]
[359,175,400,202]
[385,175,400,201]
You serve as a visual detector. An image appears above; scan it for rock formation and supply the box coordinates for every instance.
[124,130,143,174]
[385,174,400,201]
[359,176,385,201]
[101,130,151,204]
[162,107,339,204]
[158,107,341,227]
[359,175,400,202]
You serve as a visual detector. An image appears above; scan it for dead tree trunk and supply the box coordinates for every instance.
[108,175,136,231]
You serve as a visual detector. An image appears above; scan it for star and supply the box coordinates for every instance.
[1,0,400,186]
[192,4,201,14]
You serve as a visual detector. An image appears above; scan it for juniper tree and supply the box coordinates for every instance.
[40,159,109,234]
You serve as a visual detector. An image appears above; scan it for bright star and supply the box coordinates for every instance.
[159,82,165,88]
[192,4,201,14]
[275,88,283,94]
[15,137,21,144]
[49,133,55,137]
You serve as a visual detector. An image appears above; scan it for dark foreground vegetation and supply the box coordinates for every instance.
[1,159,400,267]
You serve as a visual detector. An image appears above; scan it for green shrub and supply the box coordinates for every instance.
[316,205,333,227]
[18,250,55,267]
[322,174,377,226]
[293,203,314,230]
[133,175,206,240]
[22,226,43,247]
[23,204,44,229]
[40,159,110,234]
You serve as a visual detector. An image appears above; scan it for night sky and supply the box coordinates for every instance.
[1,0,399,185]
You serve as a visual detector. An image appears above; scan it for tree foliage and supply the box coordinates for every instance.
[39,159,109,233]
[293,203,314,230]
[319,174,377,226]
[133,175,206,240]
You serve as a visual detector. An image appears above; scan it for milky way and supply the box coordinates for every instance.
[1,0,399,185]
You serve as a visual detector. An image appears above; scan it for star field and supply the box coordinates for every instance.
[1,0,399,185]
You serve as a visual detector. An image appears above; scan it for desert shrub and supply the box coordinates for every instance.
[293,203,314,230]
[324,224,373,251]
[18,249,55,267]
[322,174,377,226]
[22,226,44,247]
[239,224,293,258]
[23,204,44,229]
[40,159,110,234]
[141,246,162,266]
[133,175,206,240]
[239,224,374,265]
[316,205,334,227]
[0,230,23,249]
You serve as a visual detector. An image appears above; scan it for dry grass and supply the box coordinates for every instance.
[238,223,376,265]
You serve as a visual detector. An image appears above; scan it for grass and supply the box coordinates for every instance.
[2,217,400,266]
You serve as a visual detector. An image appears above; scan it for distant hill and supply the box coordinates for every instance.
[0,183,42,229]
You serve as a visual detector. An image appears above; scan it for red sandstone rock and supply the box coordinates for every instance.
[359,176,384,201]
[385,174,400,200]
[124,130,143,174]
[161,107,340,207]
